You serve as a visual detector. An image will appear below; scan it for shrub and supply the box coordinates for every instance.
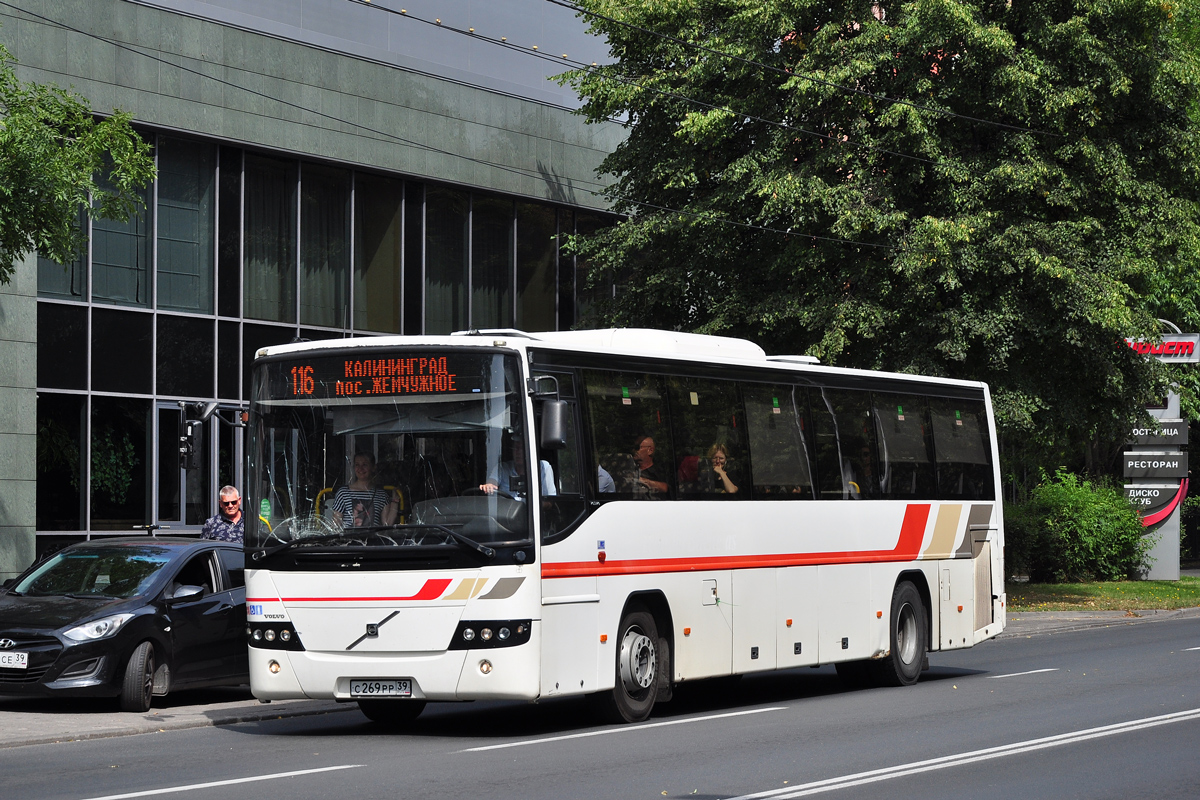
[1004,469,1152,583]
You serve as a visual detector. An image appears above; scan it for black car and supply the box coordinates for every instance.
[0,537,247,711]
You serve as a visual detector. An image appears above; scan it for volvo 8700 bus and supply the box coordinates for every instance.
[245,329,1004,723]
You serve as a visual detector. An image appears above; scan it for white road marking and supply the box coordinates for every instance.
[1185,646,1200,651]
[724,707,1200,800]
[78,765,364,800]
[460,707,787,752]
[988,668,1059,679]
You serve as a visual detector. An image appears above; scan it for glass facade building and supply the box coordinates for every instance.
[0,0,622,564]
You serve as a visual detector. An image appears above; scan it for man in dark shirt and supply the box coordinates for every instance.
[202,485,244,543]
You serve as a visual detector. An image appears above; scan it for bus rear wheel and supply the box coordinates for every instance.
[592,607,659,723]
[870,581,927,687]
[357,699,427,726]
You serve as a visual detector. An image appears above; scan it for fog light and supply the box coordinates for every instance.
[245,625,252,636]
[462,628,475,641]
[253,629,263,641]
[517,624,527,634]
[268,660,281,674]
[479,660,492,674]
[480,628,493,641]
[498,627,511,641]
[280,629,292,642]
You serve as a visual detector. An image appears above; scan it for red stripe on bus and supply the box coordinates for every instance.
[542,504,931,579]
[246,578,452,603]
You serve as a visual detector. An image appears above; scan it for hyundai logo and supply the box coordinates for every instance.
[0,639,15,650]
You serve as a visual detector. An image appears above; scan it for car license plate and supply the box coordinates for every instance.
[350,679,411,698]
[0,651,28,670]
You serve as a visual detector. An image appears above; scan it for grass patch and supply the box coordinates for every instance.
[1007,575,1200,612]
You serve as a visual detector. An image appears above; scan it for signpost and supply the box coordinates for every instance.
[1121,330,1196,580]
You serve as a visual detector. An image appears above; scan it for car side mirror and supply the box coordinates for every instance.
[539,399,568,450]
[168,584,204,602]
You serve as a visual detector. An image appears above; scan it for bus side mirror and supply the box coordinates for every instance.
[539,400,569,450]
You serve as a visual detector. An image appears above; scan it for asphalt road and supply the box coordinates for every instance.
[2,615,1199,800]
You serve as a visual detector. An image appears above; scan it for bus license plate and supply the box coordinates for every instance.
[0,651,28,670]
[350,679,411,698]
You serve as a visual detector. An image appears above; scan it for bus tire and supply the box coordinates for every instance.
[357,699,427,726]
[119,641,156,712]
[593,607,659,723]
[871,581,927,687]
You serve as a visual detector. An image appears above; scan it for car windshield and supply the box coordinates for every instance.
[13,546,174,598]
[247,350,533,554]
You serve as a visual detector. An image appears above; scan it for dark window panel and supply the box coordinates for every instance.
[91,308,153,394]
[353,173,403,333]
[812,388,879,500]
[37,303,87,390]
[156,315,215,397]
[574,212,610,328]
[667,376,747,499]
[157,137,216,314]
[584,369,674,500]
[157,406,182,522]
[471,194,514,329]
[516,201,557,332]
[218,320,240,400]
[557,209,575,331]
[90,395,150,530]
[36,392,85,530]
[217,146,242,317]
[92,149,153,308]
[242,323,297,403]
[37,206,88,300]
[424,186,468,334]
[743,385,815,499]
[300,163,350,328]
[243,154,297,323]
[403,182,424,335]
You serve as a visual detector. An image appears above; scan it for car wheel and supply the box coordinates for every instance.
[591,606,659,723]
[357,699,427,727]
[120,641,156,712]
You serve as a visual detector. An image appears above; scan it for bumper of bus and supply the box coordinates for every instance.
[249,625,542,702]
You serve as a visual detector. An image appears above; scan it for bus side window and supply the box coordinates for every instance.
[873,392,936,500]
[812,388,879,500]
[583,369,673,499]
[667,376,747,499]
[929,398,995,500]
[743,385,815,499]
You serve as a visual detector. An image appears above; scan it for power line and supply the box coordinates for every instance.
[345,0,938,166]
[544,0,1057,138]
[0,1,929,254]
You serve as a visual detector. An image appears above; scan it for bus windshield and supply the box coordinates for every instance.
[246,350,531,554]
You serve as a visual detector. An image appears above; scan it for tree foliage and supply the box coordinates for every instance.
[0,39,154,283]
[561,0,1200,480]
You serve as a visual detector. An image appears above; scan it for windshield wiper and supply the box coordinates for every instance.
[250,523,495,561]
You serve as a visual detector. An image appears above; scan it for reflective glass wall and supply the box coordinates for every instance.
[36,133,612,540]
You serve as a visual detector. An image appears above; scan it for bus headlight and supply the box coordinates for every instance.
[448,620,531,650]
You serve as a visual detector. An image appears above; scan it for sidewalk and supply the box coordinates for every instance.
[2,607,1198,748]
[999,605,1200,638]
[0,690,356,749]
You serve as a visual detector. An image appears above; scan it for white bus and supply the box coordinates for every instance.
[245,329,1005,724]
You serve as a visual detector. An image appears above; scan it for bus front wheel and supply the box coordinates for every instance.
[871,581,927,687]
[593,607,659,723]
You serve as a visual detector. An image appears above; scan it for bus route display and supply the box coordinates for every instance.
[276,354,485,399]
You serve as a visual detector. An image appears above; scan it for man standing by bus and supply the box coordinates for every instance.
[202,485,244,543]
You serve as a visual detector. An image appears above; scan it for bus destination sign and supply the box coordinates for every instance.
[287,356,471,398]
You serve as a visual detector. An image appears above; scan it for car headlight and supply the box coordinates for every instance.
[64,613,135,642]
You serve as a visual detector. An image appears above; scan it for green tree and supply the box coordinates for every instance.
[0,39,154,283]
[561,0,1200,484]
